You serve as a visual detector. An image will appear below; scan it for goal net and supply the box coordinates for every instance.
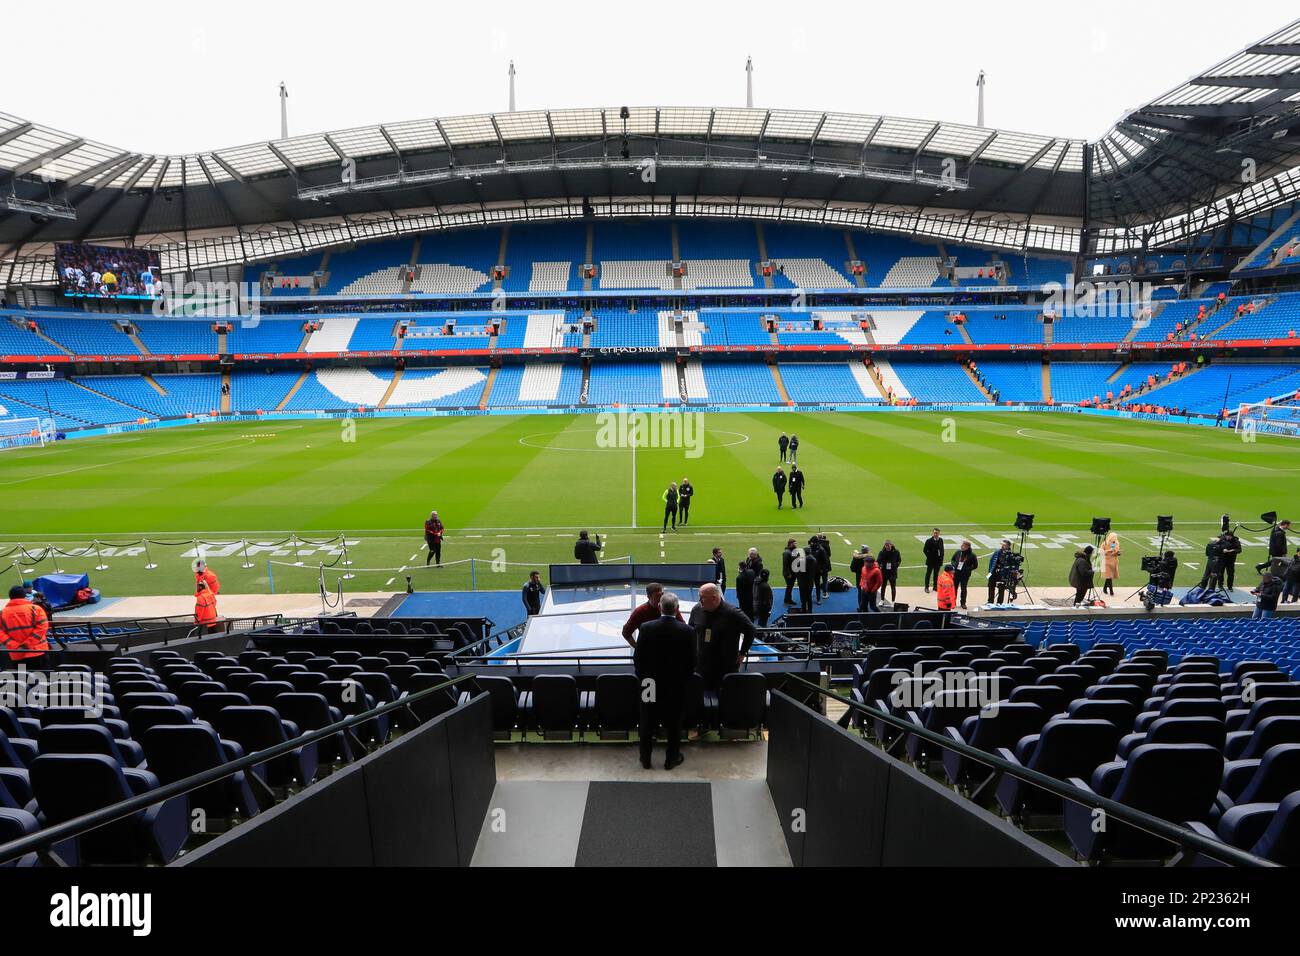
[0,416,56,450]
[1236,401,1300,438]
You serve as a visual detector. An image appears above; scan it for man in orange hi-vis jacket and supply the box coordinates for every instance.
[194,580,219,632]
[194,559,221,595]
[2,584,51,666]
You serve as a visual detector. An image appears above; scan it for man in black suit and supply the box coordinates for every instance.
[772,467,787,509]
[689,583,756,691]
[778,432,789,462]
[678,477,694,525]
[633,592,696,770]
[735,561,756,620]
[795,545,816,613]
[922,528,945,593]
[788,466,806,509]
[574,530,602,564]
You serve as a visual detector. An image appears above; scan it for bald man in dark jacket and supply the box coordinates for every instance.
[634,592,696,770]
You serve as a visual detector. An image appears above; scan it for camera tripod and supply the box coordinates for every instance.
[991,529,1036,606]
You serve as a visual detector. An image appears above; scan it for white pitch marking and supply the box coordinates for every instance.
[385,578,395,586]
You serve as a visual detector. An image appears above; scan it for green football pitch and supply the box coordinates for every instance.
[0,411,1294,598]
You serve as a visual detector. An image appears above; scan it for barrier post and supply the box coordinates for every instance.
[240,538,255,569]
[267,560,276,594]
[18,544,35,575]
[291,533,304,567]
[471,558,477,592]
[92,539,109,571]
[340,536,354,580]
[143,539,158,571]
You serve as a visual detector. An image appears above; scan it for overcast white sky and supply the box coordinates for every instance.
[6,2,1284,154]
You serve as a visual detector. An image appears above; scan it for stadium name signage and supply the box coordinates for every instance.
[594,346,672,355]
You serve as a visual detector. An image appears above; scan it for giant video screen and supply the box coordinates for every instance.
[55,243,162,299]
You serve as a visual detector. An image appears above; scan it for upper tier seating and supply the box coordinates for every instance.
[133,320,219,354]
[331,239,415,295]
[502,222,587,293]
[36,317,141,355]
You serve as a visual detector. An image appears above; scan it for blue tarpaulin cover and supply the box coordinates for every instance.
[33,573,92,609]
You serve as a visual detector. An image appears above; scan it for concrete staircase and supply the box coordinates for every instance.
[478,366,499,409]
[755,223,775,290]
[377,369,405,409]
[1236,208,1300,273]
[276,370,310,411]
[864,362,894,402]
[583,226,595,292]
[125,326,150,355]
[962,364,996,402]
[220,370,232,413]
[1041,360,1052,403]
[768,362,791,403]
[953,317,974,345]
[845,231,866,288]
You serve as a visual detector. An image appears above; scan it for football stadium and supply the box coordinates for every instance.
[0,1,1298,919]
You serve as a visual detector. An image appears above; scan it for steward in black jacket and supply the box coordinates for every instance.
[574,531,602,564]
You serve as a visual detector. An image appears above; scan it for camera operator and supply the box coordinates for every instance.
[1219,529,1242,590]
[1282,550,1300,605]
[1256,519,1291,574]
[987,540,1015,604]
[1200,535,1226,592]
[1163,551,1178,586]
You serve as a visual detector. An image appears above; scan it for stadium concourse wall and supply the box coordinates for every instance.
[37,400,1244,444]
[766,691,1073,866]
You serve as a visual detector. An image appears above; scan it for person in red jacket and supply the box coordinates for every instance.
[936,565,957,611]
[858,555,883,613]
[194,580,219,633]
[193,559,220,595]
[1,584,51,666]
[424,510,445,566]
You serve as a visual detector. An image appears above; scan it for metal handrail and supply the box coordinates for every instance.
[0,673,473,863]
[786,674,1276,868]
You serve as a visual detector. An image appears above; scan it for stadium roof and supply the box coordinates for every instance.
[1,17,1299,274]
[1093,18,1300,224]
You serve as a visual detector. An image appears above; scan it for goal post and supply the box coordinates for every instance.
[1235,401,1300,438]
[0,416,56,450]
